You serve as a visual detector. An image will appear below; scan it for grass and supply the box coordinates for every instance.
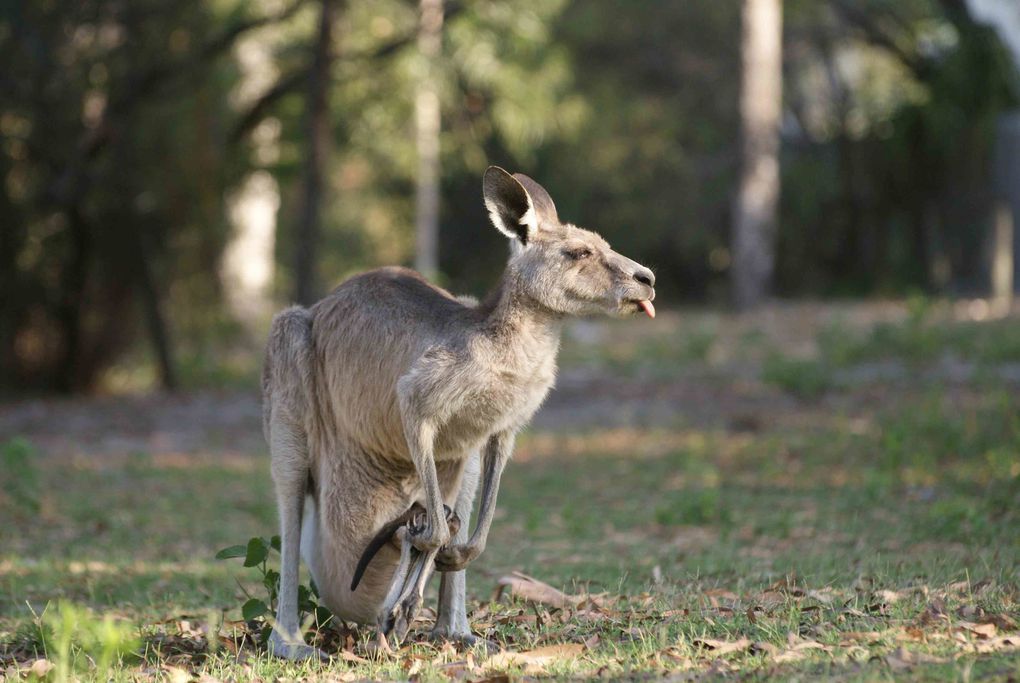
[2,305,1019,680]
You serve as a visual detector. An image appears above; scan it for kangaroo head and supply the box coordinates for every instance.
[483,166,656,319]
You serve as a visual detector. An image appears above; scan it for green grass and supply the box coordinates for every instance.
[2,310,1020,680]
[816,312,1020,368]
[761,355,835,398]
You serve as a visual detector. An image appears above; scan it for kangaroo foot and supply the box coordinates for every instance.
[268,629,329,661]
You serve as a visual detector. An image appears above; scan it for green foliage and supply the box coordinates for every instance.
[0,437,40,515]
[655,487,730,527]
[215,535,331,645]
[31,601,140,680]
[761,355,834,399]
[817,310,1020,367]
[679,328,718,364]
[777,3,1019,296]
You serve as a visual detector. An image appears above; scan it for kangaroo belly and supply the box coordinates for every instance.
[316,540,403,625]
[307,450,469,625]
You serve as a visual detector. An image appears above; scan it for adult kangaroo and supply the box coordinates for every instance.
[262,166,656,660]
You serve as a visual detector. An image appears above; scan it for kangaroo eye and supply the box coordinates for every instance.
[564,247,592,261]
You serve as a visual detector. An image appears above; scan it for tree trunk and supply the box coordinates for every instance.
[132,227,178,391]
[414,0,443,280]
[294,0,336,305]
[0,156,23,388]
[221,32,280,331]
[991,112,1019,308]
[731,0,783,309]
[57,205,92,392]
[991,202,1014,313]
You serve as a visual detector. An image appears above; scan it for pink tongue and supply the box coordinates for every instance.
[638,300,655,319]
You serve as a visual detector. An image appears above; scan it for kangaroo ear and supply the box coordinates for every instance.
[512,173,558,225]
[483,166,539,245]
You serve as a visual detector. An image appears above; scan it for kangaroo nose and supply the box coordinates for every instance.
[633,267,655,288]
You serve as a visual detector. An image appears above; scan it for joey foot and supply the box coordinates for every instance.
[407,506,455,552]
[390,591,422,644]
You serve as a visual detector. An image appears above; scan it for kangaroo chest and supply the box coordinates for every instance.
[432,355,556,458]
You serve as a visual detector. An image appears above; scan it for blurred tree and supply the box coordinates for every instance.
[293,0,337,305]
[733,0,783,308]
[0,0,301,392]
[414,0,443,280]
[777,0,1017,295]
[513,1,741,302]
[3,0,1017,394]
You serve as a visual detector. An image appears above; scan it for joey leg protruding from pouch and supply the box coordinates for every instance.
[374,505,460,645]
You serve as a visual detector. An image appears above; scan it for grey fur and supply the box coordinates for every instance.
[262,167,655,658]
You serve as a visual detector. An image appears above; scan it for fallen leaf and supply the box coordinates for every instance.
[957,621,996,639]
[773,649,809,663]
[331,649,370,664]
[485,643,585,674]
[704,588,740,601]
[875,589,903,604]
[974,635,1020,654]
[806,589,837,605]
[771,574,804,596]
[163,665,193,683]
[495,572,581,609]
[660,647,693,667]
[916,598,949,627]
[957,604,984,620]
[29,659,54,677]
[844,645,870,661]
[970,579,993,594]
[435,658,474,679]
[692,637,752,655]
[882,646,948,671]
[985,613,1018,631]
[902,627,927,642]
[787,638,828,652]
[852,576,875,592]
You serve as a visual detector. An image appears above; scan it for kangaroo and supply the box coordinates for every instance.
[262,166,656,660]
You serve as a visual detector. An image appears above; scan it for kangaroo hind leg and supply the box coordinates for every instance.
[264,307,327,662]
[376,506,461,645]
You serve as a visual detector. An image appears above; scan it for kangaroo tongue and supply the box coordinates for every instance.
[638,300,655,319]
